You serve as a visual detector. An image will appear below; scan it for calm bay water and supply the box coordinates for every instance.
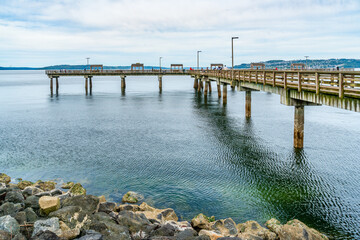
[0,70,360,239]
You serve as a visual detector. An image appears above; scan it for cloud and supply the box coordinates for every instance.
[0,0,359,66]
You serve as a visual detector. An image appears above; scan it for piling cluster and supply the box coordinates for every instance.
[0,173,329,240]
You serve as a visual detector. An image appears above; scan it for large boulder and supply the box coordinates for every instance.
[0,202,23,217]
[24,207,38,223]
[23,187,43,198]
[98,202,117,214]
[69,183,86,196]
[39,196,60,215]
[0,174,11,184]
[138,203,178,224]
[5,190,25,204]
[0,215,20,235]
[198,230,223,240]
[264,218,282,235]
[122,191,143,204]
[15,211,27,225]
[62,195,99,214]
[0,183,6,190]
[25,196,40,210]
[61,182,74,190]
[115,211,156,238]
[191,214,213,230]
[49,206,89,230]
[34,181,56,192]
[30,230,62,240]
[0,230,11,239]
[278,219,328,240]
[211,219,237,237]
[59,221,81,239]
[175,228,198,240]
[117,204,141,212]
[151,223,177,237]
[77,230,103,240]
[32,217,61,237]
[237,220,276,240]
[17,181,33,190]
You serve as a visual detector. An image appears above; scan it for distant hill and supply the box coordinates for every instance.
[0,65,167,70]
[234,59,360,69]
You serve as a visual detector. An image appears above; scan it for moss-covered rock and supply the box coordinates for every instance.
[39,196,60,215]
[61,181,74,189]
[121,191,143,203]
[0,173,11,184]
[17,180,33,190]
[69,183,86,196]
[35,181,56,191]
[191,213,212,230]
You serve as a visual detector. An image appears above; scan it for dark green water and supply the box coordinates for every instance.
[0,70,359,239]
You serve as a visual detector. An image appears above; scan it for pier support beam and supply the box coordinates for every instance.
[89,76,93,95]
[208,81,212,93]
[204,81,209,96]
[222,84,227,105]
[197,79,202,93]
[294,105,304,149]
[85,77,88,95]
[50,77,53,97]
[158,76,162,93]
[121,76,126,90]
[56,77,59,96]
[245,90,251,118]
[193,78,198,89]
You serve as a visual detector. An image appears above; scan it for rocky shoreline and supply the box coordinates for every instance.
[0,173,329,240]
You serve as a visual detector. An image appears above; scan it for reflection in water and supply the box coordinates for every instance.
[193,93,351,239]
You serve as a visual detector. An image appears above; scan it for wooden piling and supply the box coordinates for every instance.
[294,105,304,148]
[193,78,198,89]
[197,79,202,93]
[121,76,126,90]
[50,77,53,97]
[208,81,212,93]
[89,77,93,95]
[245,91,251,118]
[217,84,221,98]
[204,81,208,95]
[55,77,59,96]
[159,76,163,93]
[223,84,227,105]
[85,77,88,95]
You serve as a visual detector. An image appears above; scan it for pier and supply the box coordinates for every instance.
[46,67,360,149]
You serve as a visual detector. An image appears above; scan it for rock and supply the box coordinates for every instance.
[175,229,198,240]
[49,206,88,230]
[98,196,106,203]
[50,189,63,197]
[264,218,282,235]
[191,214,212,230]
[77,230,103,240]
[62,195,99,214]
[23,187,43,198]
[58,192,72,203]
[0,230,11,239]
[211,218,237,236]
[165,221,193,232]
[137,203,178,223]
[30,230,61,240]
[39,196,60,215]
[237,220,276,240]
[24,208,38,223]
[217,238,243,240]
[32,217,61,237]
[12,233,27,240]
[25,196,40,210]
[98,202,117,214]
[15,211,27,225]
[116,204,140,212]
[195,236,211,240]
[69,183,86,196]
[35,192,52,198]
[61,182,74,190]
[59,221,80,239]
[17,181,33,190]
[5,190,25,204]
[0,183,6,190]
[198,230,223,240]
[0,215,20,235]
[160,209,178,222]
[115,211,155,237]
[0,174,11,184]
[279,219,328,240]
[121,191,143,204]
[0,202,22,217]
[87,220,130,240]
[34,181,56,192]
[151,223,176,236]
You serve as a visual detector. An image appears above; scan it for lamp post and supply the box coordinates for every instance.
[232,37,239,80]
[197,51,202,70]
[159,57,162,72]
[86,57,90,71]
[305,56,309,69]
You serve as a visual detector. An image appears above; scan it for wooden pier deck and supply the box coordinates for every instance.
[45,68,360,149]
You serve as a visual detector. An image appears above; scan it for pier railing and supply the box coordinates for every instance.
[190,70,360,99]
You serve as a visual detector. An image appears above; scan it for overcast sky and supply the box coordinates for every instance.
[1,0,360,67]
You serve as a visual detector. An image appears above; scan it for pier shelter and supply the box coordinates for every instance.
[250,63,265,70]
[170,64,183,72]
[291,63,306,70]
[131,63,144,71]
[90,65,103,72]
